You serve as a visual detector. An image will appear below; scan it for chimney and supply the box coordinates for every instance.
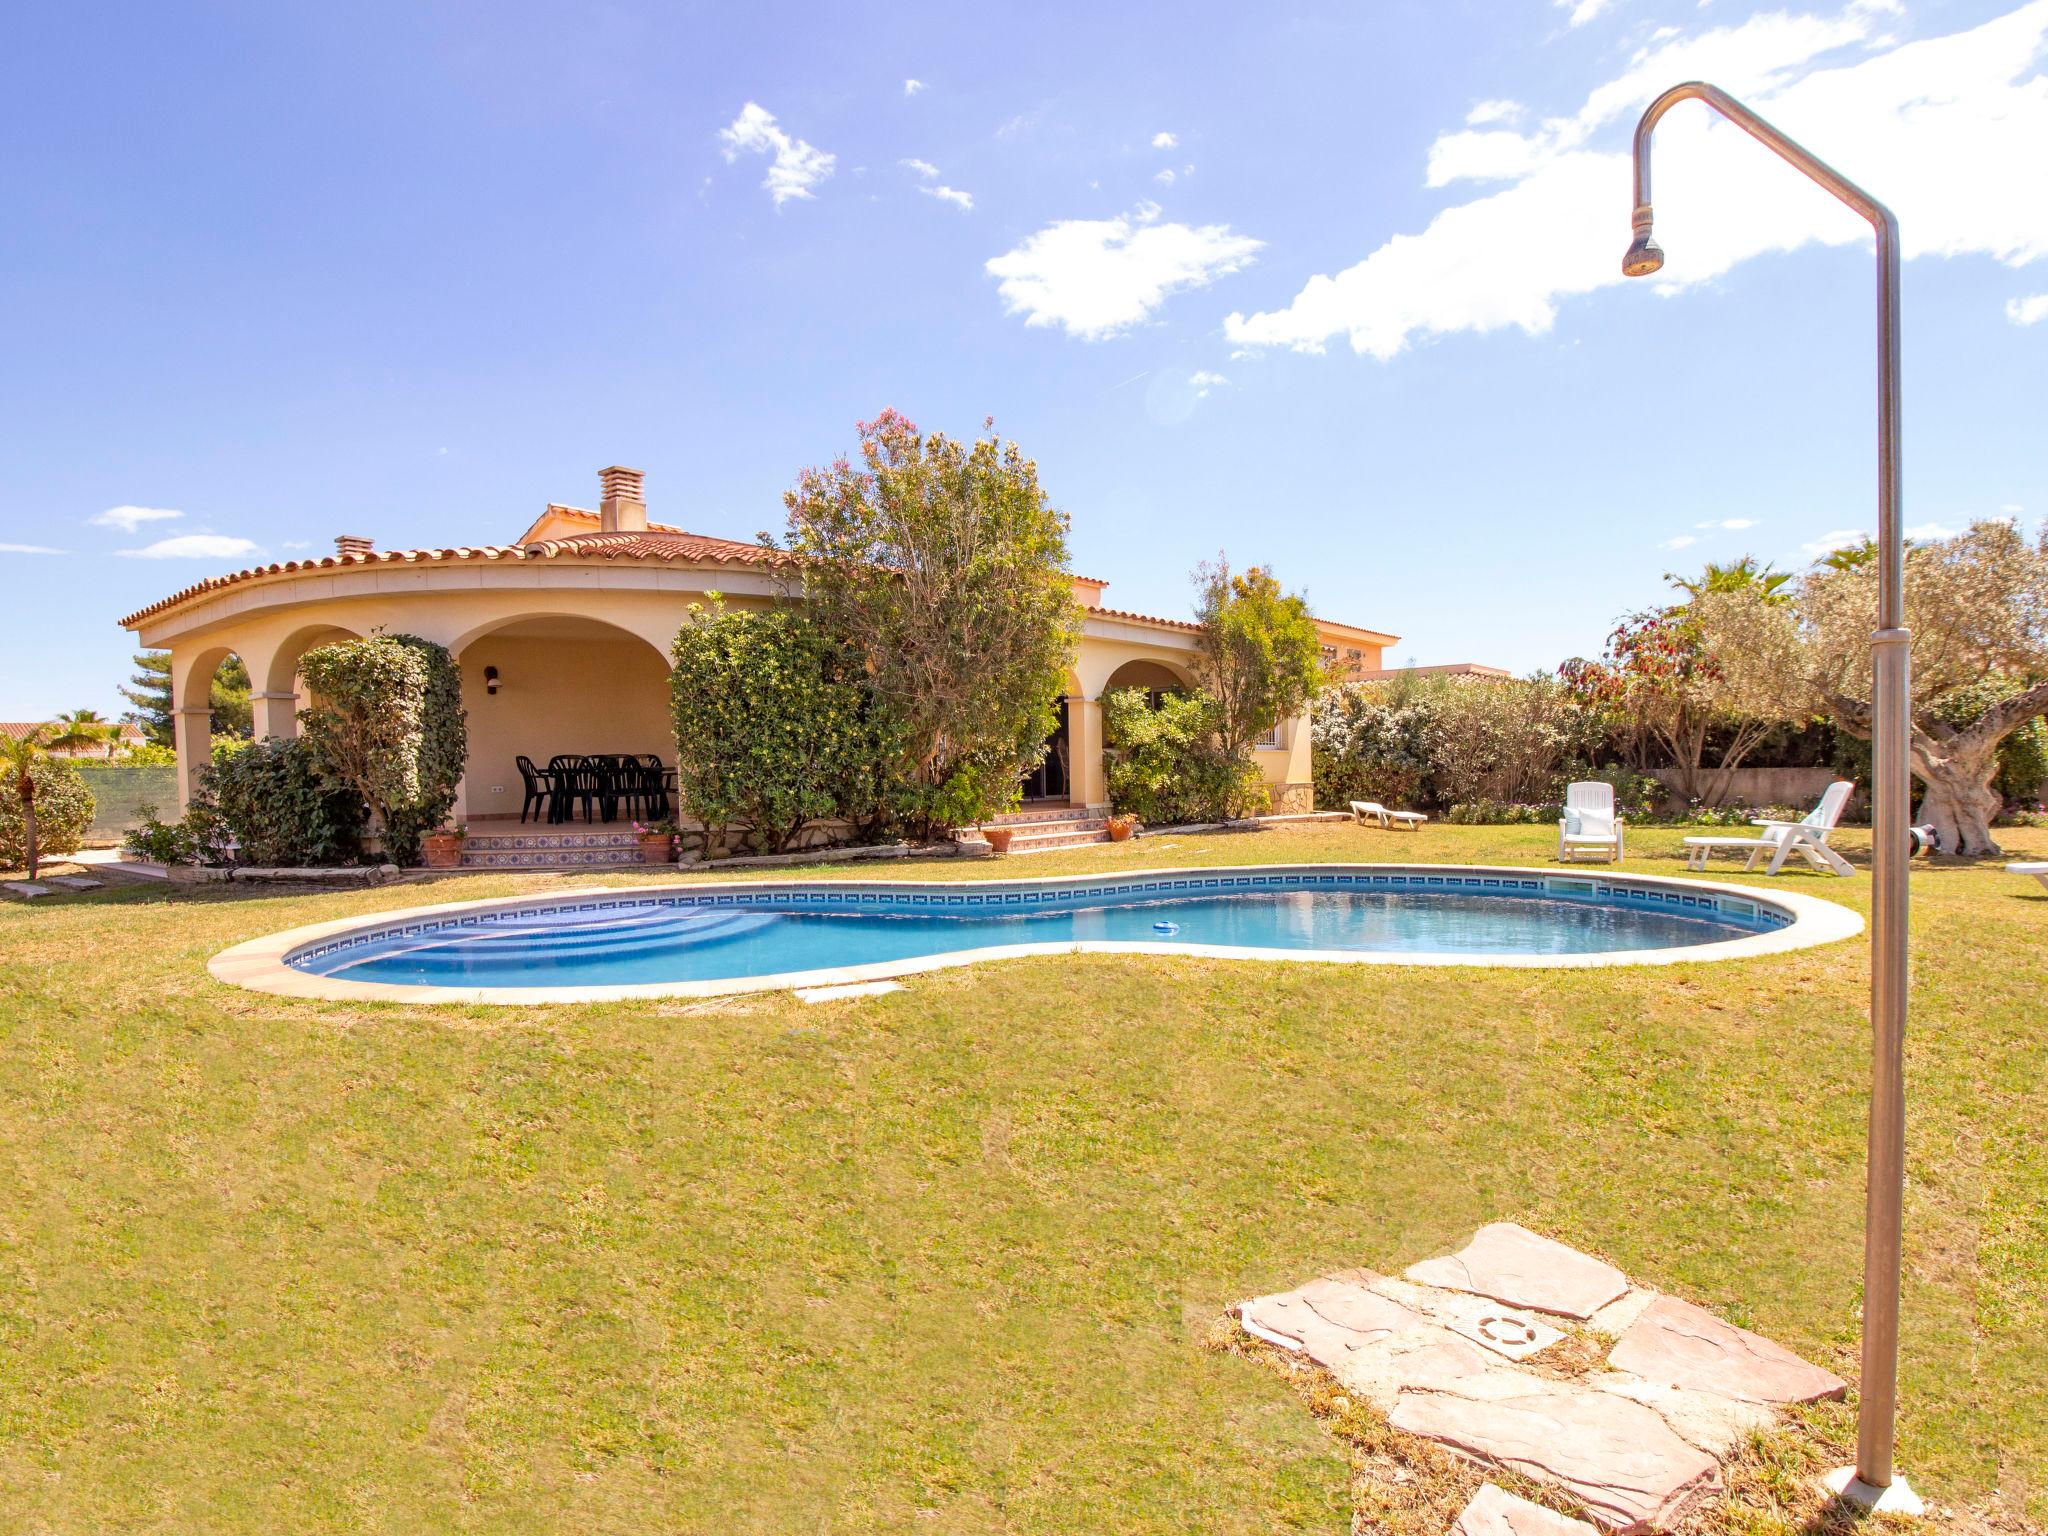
[335,534,375,558]
[598,465,648,533]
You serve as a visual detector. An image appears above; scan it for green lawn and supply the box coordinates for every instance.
[2,823,2042,1533]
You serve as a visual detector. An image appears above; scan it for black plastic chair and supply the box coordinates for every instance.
[637,755,670,819]
[515,755,554,824]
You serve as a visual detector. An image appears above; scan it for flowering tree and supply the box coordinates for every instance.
[778,410,1080,837]
[1564,587,1803,805]
[1797,518,2048,854]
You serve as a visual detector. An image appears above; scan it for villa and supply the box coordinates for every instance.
[122,466,1397,834]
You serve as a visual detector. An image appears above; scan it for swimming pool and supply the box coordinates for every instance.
[210,865,1863,1004]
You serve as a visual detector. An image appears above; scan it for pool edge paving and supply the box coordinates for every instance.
[206,863,1865,1007]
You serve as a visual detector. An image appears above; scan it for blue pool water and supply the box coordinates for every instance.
[291,871,1776,989]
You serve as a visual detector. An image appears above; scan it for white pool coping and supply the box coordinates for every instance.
[207,862,1865,1007]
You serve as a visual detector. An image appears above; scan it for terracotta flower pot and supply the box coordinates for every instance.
[1105,817,1136,842]
[639,833,676,864]
[982,826,1014,854]
[422,834,464,869]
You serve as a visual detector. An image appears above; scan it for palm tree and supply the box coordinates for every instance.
[1666,556,1793,605]
[1,725,57,879]
[49,708,121,760]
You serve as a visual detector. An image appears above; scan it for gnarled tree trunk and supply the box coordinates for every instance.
[1908,738,2003,856]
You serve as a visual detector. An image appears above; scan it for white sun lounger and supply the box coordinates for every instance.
[1683,781,1855,877]
[1557,782,1623,863]
[1350,800,1427,830]
[2009,862,2048,892]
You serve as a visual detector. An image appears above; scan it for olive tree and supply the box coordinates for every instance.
[778,410,1080,837]
[1798,518,2048,854]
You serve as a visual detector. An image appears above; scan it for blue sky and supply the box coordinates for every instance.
[3,0,2043,717]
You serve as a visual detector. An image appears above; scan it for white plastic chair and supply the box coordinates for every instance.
[1683,781,1855,876]
[2008,862,2048,893]
[1557,782,1623,863]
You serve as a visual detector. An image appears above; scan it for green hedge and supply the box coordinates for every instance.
[201,737,366,866]
[1100,688,1255,825]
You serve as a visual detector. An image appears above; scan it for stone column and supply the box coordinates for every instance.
[173,707,212,808]
[1068,695,1106,811]
[251,690,299,741]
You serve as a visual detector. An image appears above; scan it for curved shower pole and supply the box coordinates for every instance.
[1623,82,1918,1515]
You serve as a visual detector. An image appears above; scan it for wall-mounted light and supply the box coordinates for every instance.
[484,666,501,695]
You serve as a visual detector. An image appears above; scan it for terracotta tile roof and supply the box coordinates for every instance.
[1,721,144,746]
[518,529,792,565]
[118,531,793,629]
[1091,604,1199,632]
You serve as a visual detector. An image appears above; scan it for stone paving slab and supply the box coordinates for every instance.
[1390,1379,1720,1531]
[1,882,52,901]
[1606,1295,1847,1406]
[1234,1225,1849,1532]
[1454,1483,1602,1536]
[39,874,103,891]
[1406,1223,1629,1319]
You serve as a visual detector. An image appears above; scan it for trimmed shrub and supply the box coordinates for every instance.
[202,736,366,866]
[298,633,465,866]
[670,600,887,854]
[1,760,95,870]
[1100,688,1257,825]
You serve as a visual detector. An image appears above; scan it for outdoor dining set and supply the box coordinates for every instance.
[514,754,674,825]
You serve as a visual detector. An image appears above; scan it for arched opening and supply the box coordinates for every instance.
[259,624,362,740]
[1019,669,1087,806]
[171,647,253,805]
[454,615,674,823]
[1102,658,1192,710]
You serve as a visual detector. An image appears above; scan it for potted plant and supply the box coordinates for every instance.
[1105,813,1138,842]
[981,824,1015,854]
[421,824,467,869]
[633,819,679,864]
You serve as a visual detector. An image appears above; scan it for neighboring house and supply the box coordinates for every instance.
[0,720,147,759]
[121,467,1399,820]
[1346,662,1513,683]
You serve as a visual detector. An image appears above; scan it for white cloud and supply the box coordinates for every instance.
[1228,2,2048,360]
[0,542,66,554]
[1154,168,1177,185]
[2009,292,2048,324]
[1660,533,1703,549]
[117,534,260,560]
[922,184,974,212]
[1905,520,1962,540]
[904,78,926,96]
[1466,99,1525,127]
[1695,516,1761,530]
[718,102,835,206]
[901,157,940,180]
[1800,528,1871,558]
[986,203,1264,340]
[1188,369,1230,397]
[1152,131,1178,149]
[90,505,183,533]
[2002,502,2027,512]
[1558,0,1620,27]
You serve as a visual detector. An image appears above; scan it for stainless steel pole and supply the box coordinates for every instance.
[1623,83,1918,1511]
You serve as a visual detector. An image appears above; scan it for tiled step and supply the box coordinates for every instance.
[460,826,648,870]
[984,815,1112,852]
